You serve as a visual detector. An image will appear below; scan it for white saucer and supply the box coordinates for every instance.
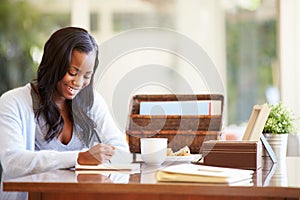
[164,154,201,162]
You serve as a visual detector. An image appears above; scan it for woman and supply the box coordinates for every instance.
[0,27,129,178]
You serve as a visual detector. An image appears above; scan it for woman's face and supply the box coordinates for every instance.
[55,50,96,101]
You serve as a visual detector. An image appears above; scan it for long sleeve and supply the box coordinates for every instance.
[0,84,78,178]
[91,91,130,152]
[0,85,130,178]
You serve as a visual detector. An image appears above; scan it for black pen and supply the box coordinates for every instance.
[94,129,102,143]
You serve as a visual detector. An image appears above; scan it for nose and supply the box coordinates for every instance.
[72,75,84,87]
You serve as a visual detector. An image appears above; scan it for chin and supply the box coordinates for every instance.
[64,89,80,100]
[64,92,78,100]
[69,94,78,100]
[66,96,75,100]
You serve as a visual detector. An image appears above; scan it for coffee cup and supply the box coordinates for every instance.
[140,138,168,165]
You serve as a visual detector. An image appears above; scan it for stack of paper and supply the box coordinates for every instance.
[156,163,254,185]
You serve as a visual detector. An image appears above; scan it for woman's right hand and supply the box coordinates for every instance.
[77,143,115,165]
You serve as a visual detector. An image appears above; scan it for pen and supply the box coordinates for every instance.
[93,128,102,143]
[89,128,102,147]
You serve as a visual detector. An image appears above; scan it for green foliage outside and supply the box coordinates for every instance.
[226,15,277,124]
[0,0,38,95]
[0,0,69,96]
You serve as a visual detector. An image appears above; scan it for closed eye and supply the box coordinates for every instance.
[68,66,79,76]
[68,71,77,76]
[83,71,93,79]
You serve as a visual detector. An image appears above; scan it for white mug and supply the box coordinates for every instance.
[140,138,168,165]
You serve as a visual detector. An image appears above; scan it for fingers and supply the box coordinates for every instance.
[77,144,116,165]
[88,143,115,164]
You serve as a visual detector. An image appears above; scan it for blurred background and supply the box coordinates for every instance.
[0,0,299,131]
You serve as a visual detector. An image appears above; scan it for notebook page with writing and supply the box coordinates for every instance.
[75,163,140,172]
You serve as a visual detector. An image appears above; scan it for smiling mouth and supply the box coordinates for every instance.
[67,86,79,93]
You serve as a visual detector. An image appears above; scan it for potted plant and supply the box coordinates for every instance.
[262,102,297,159]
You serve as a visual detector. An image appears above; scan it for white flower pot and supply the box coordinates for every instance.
[263,133,288,160]
[287,134,300,156]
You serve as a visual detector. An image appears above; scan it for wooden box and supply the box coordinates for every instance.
[126,94,224,154]
[203,140,262,170]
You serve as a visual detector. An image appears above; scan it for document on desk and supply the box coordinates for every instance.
[156,163,254,185]
[75,163,140,174]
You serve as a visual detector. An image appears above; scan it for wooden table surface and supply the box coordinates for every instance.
[3,156,300,200]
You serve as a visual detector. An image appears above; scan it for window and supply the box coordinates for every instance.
[224,0,278,124]
[1,0,280,128]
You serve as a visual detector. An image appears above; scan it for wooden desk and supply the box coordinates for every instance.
[3,157,300,200]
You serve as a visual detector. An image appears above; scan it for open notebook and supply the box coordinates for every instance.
[75,163,140,174]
